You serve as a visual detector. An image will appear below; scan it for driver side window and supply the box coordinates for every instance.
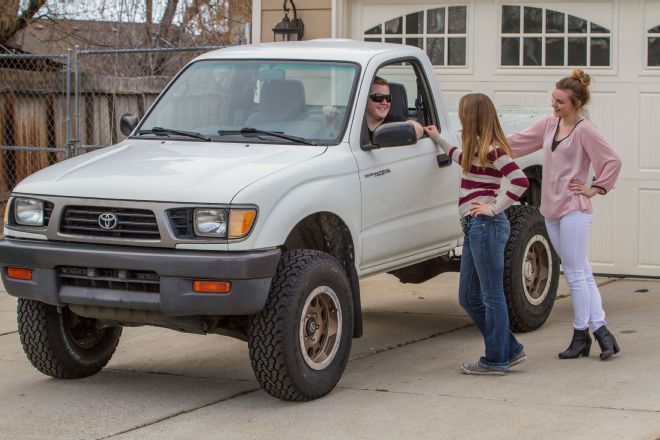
[362,59,437,145]
[374,60,436,127]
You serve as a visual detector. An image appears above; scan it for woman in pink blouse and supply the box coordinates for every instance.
[508,69,622,361]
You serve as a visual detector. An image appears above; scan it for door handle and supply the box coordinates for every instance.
[437,153,451,168]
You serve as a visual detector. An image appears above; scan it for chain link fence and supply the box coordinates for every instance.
[0,46,222,224]
[0,52,71,209]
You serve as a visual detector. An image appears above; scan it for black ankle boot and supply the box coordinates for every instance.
[558,328,591,359]
[593,325,620,360]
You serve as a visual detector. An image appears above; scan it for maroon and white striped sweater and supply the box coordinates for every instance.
[431,134,529,217]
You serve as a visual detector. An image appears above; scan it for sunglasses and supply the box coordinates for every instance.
[369,93,392,103]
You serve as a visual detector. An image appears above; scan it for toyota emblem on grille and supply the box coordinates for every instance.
[98,213,119,230]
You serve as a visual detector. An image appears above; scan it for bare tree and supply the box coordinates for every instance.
[2,0,251,75]
[4,1,251,49]
[146,0,251,75]
[145,0,181,74]
[227,0,250,43]
[0,0,48,44]
[178,0,250,46]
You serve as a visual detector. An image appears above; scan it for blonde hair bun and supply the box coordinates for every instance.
[571,68,591,88]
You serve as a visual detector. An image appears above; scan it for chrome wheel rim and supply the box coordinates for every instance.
[299,286,342,371]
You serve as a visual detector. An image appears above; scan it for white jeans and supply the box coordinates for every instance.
[545,211,606,332]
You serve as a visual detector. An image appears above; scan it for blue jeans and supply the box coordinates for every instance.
[460,213,524,371]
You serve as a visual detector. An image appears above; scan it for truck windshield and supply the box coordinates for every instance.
[138,60,359,144]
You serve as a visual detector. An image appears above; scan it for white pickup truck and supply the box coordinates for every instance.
[0,40,558,401]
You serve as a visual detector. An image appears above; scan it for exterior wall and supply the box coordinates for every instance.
[257,0,332,42]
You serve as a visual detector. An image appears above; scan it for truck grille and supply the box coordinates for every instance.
[58,266,160,293]
[43,202,54,226]
[60,206,160,239]
[167,208,194,238]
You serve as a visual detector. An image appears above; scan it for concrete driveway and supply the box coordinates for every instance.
[1,274,659,440]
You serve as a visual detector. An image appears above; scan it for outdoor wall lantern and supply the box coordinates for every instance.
[272,0,304,41]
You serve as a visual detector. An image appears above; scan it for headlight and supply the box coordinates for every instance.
[14,198,44,226]
[194,208,227,237]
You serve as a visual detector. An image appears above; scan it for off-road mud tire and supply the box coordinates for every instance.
[17,299,122,379]
[248,250,353,401]
[504,205,560,332]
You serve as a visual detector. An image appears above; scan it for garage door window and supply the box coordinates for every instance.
[649,25,660,67]
[363,6,468,67]
[501,5,611,68]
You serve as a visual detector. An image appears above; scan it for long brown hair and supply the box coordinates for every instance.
[458,93,513,174]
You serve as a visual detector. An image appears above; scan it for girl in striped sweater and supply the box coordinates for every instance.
[424,93,529,375]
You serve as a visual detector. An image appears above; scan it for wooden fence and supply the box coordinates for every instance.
[0,68,170,220]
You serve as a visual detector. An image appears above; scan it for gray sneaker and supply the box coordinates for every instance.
[461,361,506,376]
[508,350,527,368]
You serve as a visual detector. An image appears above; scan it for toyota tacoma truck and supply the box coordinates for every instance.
[0,40,558,401]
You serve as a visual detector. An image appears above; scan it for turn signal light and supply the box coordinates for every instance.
[7,267,33,281]
[228,209,257,239]
[193,280,231,294]
[3,199,10,226]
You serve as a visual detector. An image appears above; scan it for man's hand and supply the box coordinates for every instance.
[410,120,424,139]
[568,180,601,198]
[323,105,340,123]
[469,201,495,217]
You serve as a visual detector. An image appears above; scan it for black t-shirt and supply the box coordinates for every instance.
[368,113,406,141]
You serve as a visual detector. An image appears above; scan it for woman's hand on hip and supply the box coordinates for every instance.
[469,201,495,217]
[568,180,600,198]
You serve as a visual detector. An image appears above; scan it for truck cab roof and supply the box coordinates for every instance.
[195,39,425,65]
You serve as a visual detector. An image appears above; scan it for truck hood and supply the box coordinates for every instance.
[14,140,327,203]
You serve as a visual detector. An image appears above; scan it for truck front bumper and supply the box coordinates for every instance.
[0,238,281,316]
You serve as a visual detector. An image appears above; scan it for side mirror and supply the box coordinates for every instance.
[120,113,139,136]
[364,121,416,151]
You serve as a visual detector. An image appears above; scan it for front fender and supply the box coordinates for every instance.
[227,146,362,260]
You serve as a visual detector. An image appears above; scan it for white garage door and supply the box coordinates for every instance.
[349,0,660,277]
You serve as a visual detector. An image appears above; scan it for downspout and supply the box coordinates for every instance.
[331,0,348,39]
[252,0,262,43]
[331,0,339,38]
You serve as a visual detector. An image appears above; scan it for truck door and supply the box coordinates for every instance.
[353,59,460,269]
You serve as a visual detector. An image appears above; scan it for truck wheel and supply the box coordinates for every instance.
[504,206,560,332]
[17,299,122,379]
[248,250,353,401]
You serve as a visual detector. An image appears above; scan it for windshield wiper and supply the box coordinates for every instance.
[138,126,210,141]
[220,127,321,146]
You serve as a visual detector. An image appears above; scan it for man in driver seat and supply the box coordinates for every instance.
[367,76,424,141]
